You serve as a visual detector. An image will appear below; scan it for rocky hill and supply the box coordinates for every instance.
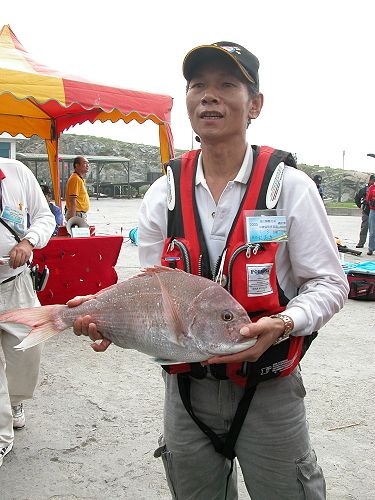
[16,134,372,202]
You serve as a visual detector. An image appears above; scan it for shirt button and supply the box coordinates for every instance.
[211,212,215,218]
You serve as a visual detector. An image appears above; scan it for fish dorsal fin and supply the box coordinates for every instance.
[153,270,187,345]
[135,265,185,278]
[128,265,184,283]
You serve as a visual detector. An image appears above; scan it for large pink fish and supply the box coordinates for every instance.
[0,267,255,362]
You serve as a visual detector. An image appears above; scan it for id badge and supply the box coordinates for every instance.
[1,205,24,225]
[244,210,288,243]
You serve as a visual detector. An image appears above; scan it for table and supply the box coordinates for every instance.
[33,234,123,305]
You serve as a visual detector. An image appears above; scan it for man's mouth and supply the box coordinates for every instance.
[200,111,223,119]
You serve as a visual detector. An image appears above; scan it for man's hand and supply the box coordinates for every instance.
[203,316,286,365]
[9,240,33,269]
[67,295,112,352]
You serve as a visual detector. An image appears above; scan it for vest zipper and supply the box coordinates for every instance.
[168,239,191,274]
[227,243,265,294]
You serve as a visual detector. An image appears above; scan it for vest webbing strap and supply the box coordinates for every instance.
[177,373,257,460]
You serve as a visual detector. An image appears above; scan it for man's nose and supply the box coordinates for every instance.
[201,89,219,104]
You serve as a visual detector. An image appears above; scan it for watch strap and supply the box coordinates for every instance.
[270,313,294,345]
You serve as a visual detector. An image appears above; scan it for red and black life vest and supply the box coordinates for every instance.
[161,145,316,388]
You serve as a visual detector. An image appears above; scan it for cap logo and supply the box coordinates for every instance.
[218,45,241,55]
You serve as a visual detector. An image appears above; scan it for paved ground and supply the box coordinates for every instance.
[1,199,374,499]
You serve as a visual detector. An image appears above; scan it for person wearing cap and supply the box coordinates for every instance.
[365,175,375,255]
[354,174,375,248]
[70,41,348,499]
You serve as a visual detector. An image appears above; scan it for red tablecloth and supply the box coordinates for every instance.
[33,235,123,305]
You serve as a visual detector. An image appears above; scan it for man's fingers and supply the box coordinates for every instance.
[90,338,112,352]
[67,295,95,307]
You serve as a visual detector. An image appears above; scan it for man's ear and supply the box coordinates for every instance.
[248,93,264,120]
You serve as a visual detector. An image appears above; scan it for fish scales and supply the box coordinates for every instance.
[0,267,256,361]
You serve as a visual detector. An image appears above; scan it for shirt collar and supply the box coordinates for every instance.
[195,144,253,186]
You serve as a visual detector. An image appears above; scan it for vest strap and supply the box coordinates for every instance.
[177,373,257,460]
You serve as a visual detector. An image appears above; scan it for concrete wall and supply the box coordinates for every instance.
[325,207,361,216]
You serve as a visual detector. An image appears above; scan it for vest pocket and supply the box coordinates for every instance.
[227,243,281,313]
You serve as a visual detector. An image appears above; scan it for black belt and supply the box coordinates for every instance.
[0,272,22,286]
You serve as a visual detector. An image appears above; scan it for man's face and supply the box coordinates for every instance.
[186,59,262,143]
[76,157,90,176]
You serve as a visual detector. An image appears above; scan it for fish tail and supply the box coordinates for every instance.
[0,305,67,350]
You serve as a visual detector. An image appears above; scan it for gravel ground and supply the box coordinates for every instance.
[1,199,374,500]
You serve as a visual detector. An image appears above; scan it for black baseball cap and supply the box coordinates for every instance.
[370,174,375,180]
[183,41,259,90]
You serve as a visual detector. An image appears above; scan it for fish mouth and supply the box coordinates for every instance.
[205,337,257,357]
[226,338,257,354]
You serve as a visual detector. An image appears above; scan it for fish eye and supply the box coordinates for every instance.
[222,311,234,322]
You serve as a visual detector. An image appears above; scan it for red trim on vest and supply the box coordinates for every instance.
[0,169,6,180]
[179,150,201,275]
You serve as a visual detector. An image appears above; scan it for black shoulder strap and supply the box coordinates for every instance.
[0,218,21,243]
[177,373,257,460]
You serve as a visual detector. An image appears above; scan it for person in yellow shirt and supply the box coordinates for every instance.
[65,156,90,221]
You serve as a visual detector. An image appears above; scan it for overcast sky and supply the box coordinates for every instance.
[3,0,375,173]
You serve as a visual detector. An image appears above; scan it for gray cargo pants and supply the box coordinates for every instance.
[156,367,325,500]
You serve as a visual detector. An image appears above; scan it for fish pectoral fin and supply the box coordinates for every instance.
[154,272,187,345]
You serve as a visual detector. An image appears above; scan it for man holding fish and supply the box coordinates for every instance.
[0,42,349,498]
[131,42,348,499]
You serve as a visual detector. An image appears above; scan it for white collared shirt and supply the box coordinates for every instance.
[138,144,349,336]
[0,158,55,282]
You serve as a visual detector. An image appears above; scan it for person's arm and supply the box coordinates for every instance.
[138,177,168,268]
[54,205,64,226]
[366,185,375,204]
[9,164,55,269]
[65,174,80,220]
[354,187,363,208]
[207,169,349,365]
[66,196,77,220]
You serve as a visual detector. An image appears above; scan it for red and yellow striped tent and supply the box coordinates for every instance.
[0,24,174,204]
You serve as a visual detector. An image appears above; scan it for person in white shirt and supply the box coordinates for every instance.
[71,42,349,499]
[0,158,55,468]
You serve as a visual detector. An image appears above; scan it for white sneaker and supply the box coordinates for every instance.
[12,403,25,429]
[0,442,13,467]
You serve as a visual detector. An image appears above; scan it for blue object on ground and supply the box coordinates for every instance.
[129,227,139,246]
[342,261,375,274]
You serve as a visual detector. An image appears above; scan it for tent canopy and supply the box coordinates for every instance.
[0,24,174,203]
